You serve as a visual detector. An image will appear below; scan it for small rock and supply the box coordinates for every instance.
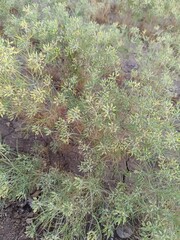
[116,223,134,239]
[121,58,138,74]
[26,218,33,224]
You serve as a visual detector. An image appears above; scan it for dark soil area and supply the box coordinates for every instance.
[0,201,34,240]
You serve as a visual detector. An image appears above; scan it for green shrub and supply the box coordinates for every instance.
[0,0,179,239]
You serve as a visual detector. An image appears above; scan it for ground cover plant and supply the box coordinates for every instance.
[0,0,180,239]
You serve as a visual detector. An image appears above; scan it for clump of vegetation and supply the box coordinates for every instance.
[0,0,179,239]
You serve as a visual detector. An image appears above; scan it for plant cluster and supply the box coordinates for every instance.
[0,0,179,239]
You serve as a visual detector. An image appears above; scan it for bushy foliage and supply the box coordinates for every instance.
[0,0,179,239]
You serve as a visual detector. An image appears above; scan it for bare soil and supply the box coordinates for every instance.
[0,201,34,240]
